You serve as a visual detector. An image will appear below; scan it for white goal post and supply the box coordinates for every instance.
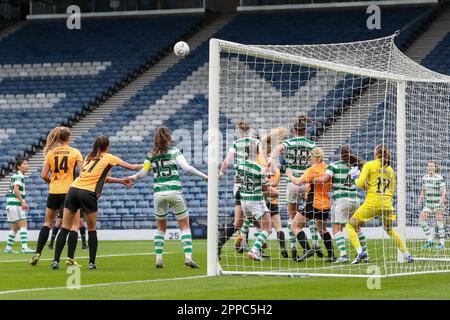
[207,35,450,277]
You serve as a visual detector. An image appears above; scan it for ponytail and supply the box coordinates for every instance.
[44,127,61,155]
[44,127,71,155]
[375,144,391,167]
[150,127,173,157]
[87,136,110,162]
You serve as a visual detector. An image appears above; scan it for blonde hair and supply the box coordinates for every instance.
[262,127,289,156]
[310,147,324,161]
[44,127,71,154]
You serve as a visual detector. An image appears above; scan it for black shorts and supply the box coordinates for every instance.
[47,194,66,211]
[64,187,98,215]
[303,204,330,221]
[266,202,280,217]
[235,190,242,206]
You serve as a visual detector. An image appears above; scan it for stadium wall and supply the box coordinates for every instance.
[237,0,438,12]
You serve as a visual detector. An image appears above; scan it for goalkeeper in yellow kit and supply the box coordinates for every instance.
[346,144,413,264]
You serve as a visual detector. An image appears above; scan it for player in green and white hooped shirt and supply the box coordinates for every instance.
[4,158,34,254]
[269,116,322,259]
[217,121,263,257]
[312,145,367,263]
[129,127,207,268]
[236,142,278,261]
[418,161,447,249]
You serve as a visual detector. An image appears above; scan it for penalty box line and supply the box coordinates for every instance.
[0,252,175,264]
[0,275,209,296]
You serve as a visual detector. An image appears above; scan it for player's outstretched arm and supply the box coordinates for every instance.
[312,173,331,185]
[105,176,134,188]
[118,160,143,171]
[176,154,207,181]
[355,163,369,189]
[219,149,235,179]
[285,168,307,186]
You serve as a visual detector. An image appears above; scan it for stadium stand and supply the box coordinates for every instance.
[0,15,204,176]
[0,4,442,229]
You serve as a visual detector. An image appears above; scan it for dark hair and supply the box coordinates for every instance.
[375,144,391,167]
[292,116,310,136]
[428,161,439,173]
[87,136,110,161]
[16,158,27,170]
[150,127,173,157]
[340,145,364,170]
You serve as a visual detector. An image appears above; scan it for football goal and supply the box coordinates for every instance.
[207,34,450,277]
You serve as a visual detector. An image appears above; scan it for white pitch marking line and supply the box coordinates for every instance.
[0,252,174,263]
[0,275,209,296]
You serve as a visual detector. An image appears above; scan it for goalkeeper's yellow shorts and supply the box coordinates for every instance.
[352,202,396,224]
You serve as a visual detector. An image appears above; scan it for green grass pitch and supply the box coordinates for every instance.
[0,240,449,300]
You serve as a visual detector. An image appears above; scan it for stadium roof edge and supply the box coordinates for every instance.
[26,7,205,20]
[237,0,438,13]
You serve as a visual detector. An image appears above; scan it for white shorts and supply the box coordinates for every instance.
[286,182,307,204]
[154,192,189,221]
[242,200,269,221]
[6,206,26,223]
[332,198,360,224]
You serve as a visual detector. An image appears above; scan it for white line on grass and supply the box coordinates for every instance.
[0,252,174,263]
[0,275,209,296]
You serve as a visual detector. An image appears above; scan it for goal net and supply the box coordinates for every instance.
[207,34,450,277]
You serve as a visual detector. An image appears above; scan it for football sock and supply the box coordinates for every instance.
[253,230,269,251]
[19,227,29,249]
[79,226,87,246]
[322,231,334,258]
[54,228,70,263]
[240,219,251,235]
[67,231,78,259]
[277,231,286,250]
[420,220,433,242]
[88,231,98,264]
[335,231,347,257]
[296,231,311,251]
[36,225,51,254]
[154,230,165,260]
[308,220,320,246]
[181,230,193,259]
[385,228,408,255]
[345,223,362,254]
[288,220,296,249]
[254,229,260,243]
[50,226,59,245]
[358,232,368,252]
[6,230,16,250]
[437,222,446,245]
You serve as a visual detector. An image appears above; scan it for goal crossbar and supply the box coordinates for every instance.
[216,37,450,84]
